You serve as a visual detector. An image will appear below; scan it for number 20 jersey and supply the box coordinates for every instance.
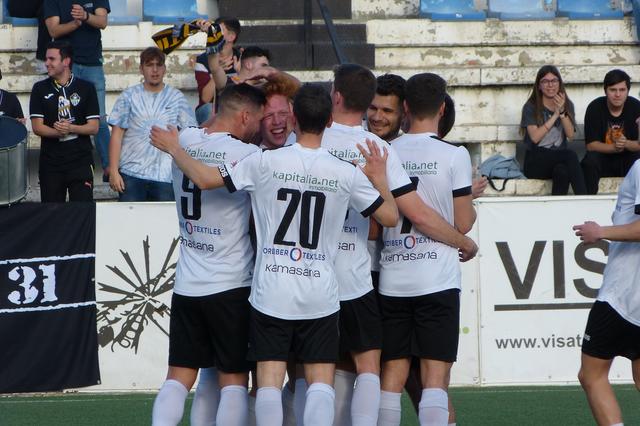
[172,128,260,297]
[220,143,383,320]
[379,132,472,297]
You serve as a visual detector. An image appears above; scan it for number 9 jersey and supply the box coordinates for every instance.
[172,127,260,297]
[219,143,384,320]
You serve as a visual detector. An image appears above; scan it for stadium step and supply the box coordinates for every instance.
[218,0,352,20]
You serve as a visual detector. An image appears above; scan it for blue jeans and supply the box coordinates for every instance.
[195,103,213,125]
[74,63,110,170]
[118,172,175,202]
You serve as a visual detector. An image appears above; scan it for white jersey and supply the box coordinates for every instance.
[597,160,640,327]
[172,128,259,297]
[321,122,413,300]
[220,143,383,320]
[379,132,472,297]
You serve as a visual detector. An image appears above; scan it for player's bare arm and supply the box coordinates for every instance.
[357,139,399,227]
[453,194,476,234]
[574,219,640,243]
[150,125,224,190]
[395,193,478,261]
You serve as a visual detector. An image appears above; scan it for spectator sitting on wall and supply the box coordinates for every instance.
[108,47,197,202]
[0,68,25,124]
[44,0,111,182]
[194,16,242,125]
[520,65,586,195]
[581,69,640,194]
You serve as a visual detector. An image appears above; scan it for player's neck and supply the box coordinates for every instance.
[207,115,242,137]
[53,70,72,86]
[332,110,364,127]
[296,132,322,149]
[407,117,438,135]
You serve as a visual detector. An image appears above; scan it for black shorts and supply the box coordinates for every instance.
[379,288,460,363]
[169,287,253,373]
[339,290,382,354]
[582,301,640,361]
[249,308,339,363]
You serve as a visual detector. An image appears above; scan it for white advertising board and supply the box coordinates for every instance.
[92,202,179,391]
[451,225,481,386]
[476,196,632,385]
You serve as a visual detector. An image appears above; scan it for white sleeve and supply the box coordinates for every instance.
[349,167,384,217]
[633,161,640,214]
[385,143,414,197]
[452,146,473,197]
[220,150,262,193]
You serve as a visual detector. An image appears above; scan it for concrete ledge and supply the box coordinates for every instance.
[481,177,622,196]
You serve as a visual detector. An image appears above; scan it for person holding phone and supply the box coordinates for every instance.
[519,65,586,195]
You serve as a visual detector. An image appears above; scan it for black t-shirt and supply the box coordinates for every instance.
[43,0,111,66]
[584,96,640,146]
[29,75,100,172]
[0,90,24,120]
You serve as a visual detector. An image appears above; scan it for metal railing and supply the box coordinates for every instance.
[303,0,348,69]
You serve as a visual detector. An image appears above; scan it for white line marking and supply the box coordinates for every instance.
[0,254,95,265]
[0,301,96,314]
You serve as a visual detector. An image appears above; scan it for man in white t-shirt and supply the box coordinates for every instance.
[320,65,478,426]
[151,84,266,426]
[573,160,640,426]
[151,83,399,426]
[377,73,476,426]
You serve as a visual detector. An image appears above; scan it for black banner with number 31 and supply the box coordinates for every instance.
[0,202,99,393]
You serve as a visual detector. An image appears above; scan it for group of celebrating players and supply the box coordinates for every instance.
[148,60,477,426]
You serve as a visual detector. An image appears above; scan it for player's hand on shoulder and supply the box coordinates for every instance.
[150,125,180,155]
[573,221,602,244]
[357,139,388,185]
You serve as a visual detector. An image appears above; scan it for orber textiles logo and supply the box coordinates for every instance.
[97,236,177,353]
[384,235,435,249]
[271,171,339,192]
[262,246,326,262]
[402,160,438,175]
[180,220,222,236]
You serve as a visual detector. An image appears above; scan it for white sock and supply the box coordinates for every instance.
[255,387,283,426]
[448,423,457,426]
[190,368,219,426]
[351,372,380,425]
[304,382,335,426]
[377,391,401,426]
[282,381,297,426]
[610,424,624,426]
[216,385,248,426]
[333,369,356,426]
[418,388,449,426]
[152,379,189,426]
[248,395,256,426]
[293,378,308,425]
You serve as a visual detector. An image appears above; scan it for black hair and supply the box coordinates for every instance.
[241,46,271,63]
[376,74,406,103]
[46,41,73,64]
[603,69,631,90]
[438,94,456,138]
[293,83,332,135]
[333,63,376,113]
[214,16,241,42]
[405,73,447,120]
[218,83,267,114]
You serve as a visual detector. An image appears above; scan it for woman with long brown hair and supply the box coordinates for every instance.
[520,65,586,195]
